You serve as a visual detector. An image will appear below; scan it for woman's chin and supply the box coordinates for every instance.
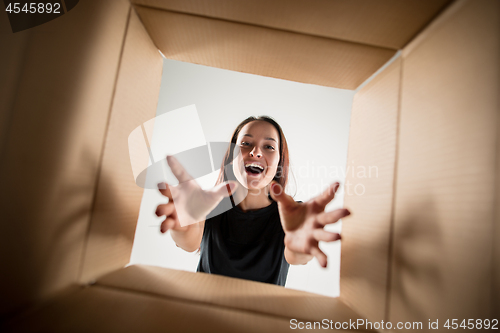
[241,181,263,190]
[234,171,273,190]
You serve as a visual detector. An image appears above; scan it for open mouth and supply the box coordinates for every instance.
[244,163,264,176]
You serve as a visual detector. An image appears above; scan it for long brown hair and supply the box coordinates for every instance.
[216,116,290,190]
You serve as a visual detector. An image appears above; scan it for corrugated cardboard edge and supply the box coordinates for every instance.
[78,7,163,283]
[340,57,402,323]
[402,0,468,58]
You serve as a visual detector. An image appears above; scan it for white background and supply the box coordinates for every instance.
[129,58,355,297]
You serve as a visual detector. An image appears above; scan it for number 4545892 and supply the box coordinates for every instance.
[444,319,498,330]
[5,3,61,14]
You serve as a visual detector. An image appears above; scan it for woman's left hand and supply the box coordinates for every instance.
[270,181,350,268]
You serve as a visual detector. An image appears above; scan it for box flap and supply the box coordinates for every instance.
[134,6,395,90]
[132,0,452,50]
[96,265,368,325]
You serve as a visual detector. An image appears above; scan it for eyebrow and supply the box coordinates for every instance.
[242,134,277,142]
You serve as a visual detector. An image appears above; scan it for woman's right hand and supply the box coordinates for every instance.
[156,155,238,233]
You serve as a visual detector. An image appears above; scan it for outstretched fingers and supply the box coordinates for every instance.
[316,208,351,226]
[157,182,173,201]
[160,217,177,233]
[313,229,341,242]
[310,246,328,268]
[314,182,340,209]
[167,155,193,183]
[155,202,176,218]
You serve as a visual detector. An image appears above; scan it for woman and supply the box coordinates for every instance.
[156,116,351,286]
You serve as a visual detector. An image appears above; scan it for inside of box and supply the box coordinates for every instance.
[2,0,498,330]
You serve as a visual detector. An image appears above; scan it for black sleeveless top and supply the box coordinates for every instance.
[196,198,290,286]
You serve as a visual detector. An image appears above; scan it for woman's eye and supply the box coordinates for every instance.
[266,145,275,150]
[240,142,250,146]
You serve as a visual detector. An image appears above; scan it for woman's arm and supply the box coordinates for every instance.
[156,156,237,253]
[170,221,205,252]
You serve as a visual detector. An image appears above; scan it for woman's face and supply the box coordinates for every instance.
[232,121,280,190]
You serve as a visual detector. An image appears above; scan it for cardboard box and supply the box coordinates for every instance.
[0,0,498,331]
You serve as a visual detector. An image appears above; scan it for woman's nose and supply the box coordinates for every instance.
[250,148,262,158]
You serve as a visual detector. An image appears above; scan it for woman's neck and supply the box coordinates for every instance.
[235,187,272,212]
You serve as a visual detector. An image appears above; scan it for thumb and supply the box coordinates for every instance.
[210,181,238,199]
[270,181,295,208]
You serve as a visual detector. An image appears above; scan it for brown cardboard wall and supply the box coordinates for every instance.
[0,14,31,160]
[132,0,452,50]
[78,7,163,284]
[390,0,499,323]
[340,58,401,322]
[496,91,500,318]
[0,0,131,317]
[133,5,396,90]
